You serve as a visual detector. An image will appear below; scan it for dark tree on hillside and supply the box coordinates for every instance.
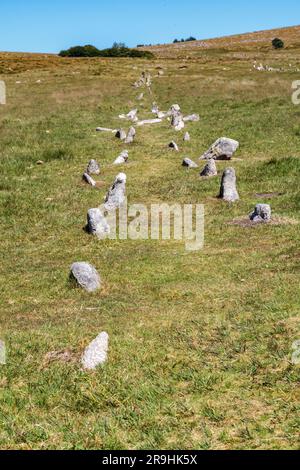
[272,38,284,49]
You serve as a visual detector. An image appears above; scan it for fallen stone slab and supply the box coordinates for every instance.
[200,137,239,160]
[182,158,198,168]
[114,150,129,165]
[87,208,110,238]
[115,129,127,140]
[137,118,162,126]
[104,173,127,211]
[96,127,117,133]
[200,159,217,177]
[250,204,271,223]
[169,141,179,151]
[83,173,96,187]
[70,262,101,292]
[125,127,136,144]
[218,168,239,202]
[183,114,200,122]
[81,332,109,370]
[87,159,100,175]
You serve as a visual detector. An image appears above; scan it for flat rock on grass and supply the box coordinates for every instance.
[200,137,239,160]
[81,332,109,370]
[70,262,101,293]
[182,157,198,168]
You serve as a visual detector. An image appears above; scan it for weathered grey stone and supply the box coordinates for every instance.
[137,92,144,100]
[125,126,136,144]
[200,159,218,177]
[200,137,239,160]
[183,114,200,122]
[182,158,198,168]
[114,150,129,165]
[83,173,96,187]
[250,204,272,222]
[87,208,110,238]
[184,132,191,141]
[115,129,127,140]
[104,173,127,211]
[81,332,109,370]
[119,109,138,122]
[137,118,162,126]
[70,262,101,292]
[96,127,117,133]
[87,159,100,175]
[219,168,239,202]
[152,103,159,114]
[169,141,179,151]
[171,113,185,131]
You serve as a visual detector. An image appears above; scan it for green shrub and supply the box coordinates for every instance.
[272,38,284,49]
[59,44,154,59]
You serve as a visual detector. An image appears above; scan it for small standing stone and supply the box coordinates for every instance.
[125,127,136,144]
[114,150,129,165]
[87,159,100,175]
[104,173,127,211]
[184,132,191,142]
[87,208,110,238]
[250,204,272,222]
[200,159,218,177]
[219,168,239,202]
[81,332,109,370]
[70,262,101,292]
[182,158,198,168]
[169,141,179,151]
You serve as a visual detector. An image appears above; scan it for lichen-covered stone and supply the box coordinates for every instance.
[250,204,272,222]
[81,332,109,370]
[219,168,239,202]
[104,173,127,211]
[201,137,239,160]
[87,208,110,238]
[70,262,101,292]
[200,159,217,177]
[87,159,100,175]
[114,150,129,165]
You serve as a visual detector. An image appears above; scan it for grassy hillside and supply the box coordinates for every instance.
[0,27,300,449]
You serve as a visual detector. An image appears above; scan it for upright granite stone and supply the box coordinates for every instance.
[250,204,272,222]
[70,262,101,292]
[125,126,136,144]
[200,159,218,177]
[201,137,239,160]
[82,332,109,370]
[87,159,100,175]
[87,208,110,238]
[169,141,179,151]
[184,132,191,142]
[104,173,127,211]
[219,168,239,202]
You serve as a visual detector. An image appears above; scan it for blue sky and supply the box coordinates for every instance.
[0,0,299,53]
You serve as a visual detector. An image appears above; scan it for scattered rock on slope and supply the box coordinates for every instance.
[104,173,127,211]
[250,204,272,222]
[200,159,218,177]
[200,137,239,160]
[182,158,198,168]
[81,332,109,370]
[70,262,101,292]
[219,168,239,202]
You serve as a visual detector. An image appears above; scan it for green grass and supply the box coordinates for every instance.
[0,51,300,450]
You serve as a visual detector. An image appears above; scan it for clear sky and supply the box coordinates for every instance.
[0,0,299,53]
